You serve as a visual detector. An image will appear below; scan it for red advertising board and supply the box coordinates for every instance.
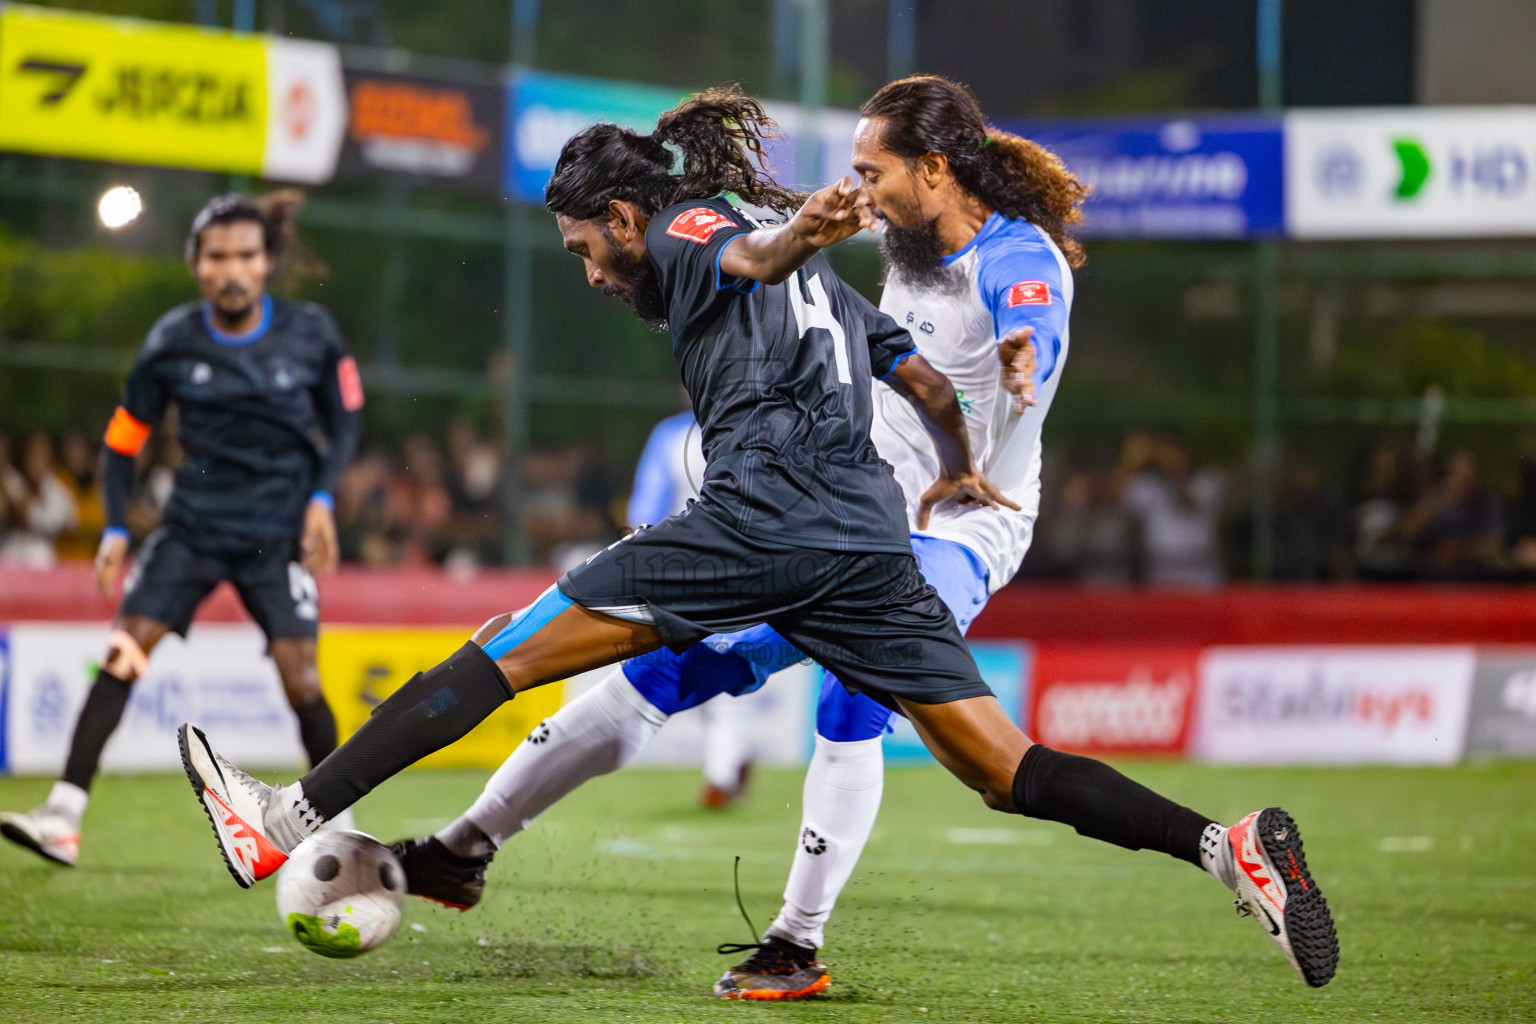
[1029,644,1199,756]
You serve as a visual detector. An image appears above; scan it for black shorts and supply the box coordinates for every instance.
[120,523,319,640]
[558,507,991,710]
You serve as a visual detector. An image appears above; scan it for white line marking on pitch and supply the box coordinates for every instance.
[945,828,1055,846]
[1379,835,1435,853]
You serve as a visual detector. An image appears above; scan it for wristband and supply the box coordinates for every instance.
[308,491,334,511]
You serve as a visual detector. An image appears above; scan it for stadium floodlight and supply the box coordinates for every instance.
[98,186,143,229]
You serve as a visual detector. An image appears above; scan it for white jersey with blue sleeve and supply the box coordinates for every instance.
[626,409,707,528]
[869,213,1072,593]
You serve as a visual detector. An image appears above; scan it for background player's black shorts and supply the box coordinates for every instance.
[558,506,992,710]
[120,523,319,640]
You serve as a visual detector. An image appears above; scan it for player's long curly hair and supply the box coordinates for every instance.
[862,76,1089,268]
[545,85,804,221]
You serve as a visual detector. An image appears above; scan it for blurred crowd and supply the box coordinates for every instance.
[332,421,626,574]
[0,419,626,574]
[5,422,1536,586]
[1025,430,1536,586]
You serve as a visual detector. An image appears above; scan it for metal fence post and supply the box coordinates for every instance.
[1251,0,1283,580]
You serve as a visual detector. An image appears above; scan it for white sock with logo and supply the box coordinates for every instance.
[458,667,667,848]
[764,734,884,951]
[1200,822,1237,892]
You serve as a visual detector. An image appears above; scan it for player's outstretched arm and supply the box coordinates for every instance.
[886,353,1021,528]
[96,348,168,599]
[998,326,1039,413]
[718,178,872,285]
[305,318,365,575]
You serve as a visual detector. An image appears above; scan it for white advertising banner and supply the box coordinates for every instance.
[3,623,304,775]
[1286,108,1536,238]
[1193,646,1476,765]
[262,38,348,183]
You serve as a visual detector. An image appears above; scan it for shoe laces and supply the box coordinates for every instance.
[223,760,266,793]
[717,937,816,975]
[712,856,817,974]
[1233,897,1254,919]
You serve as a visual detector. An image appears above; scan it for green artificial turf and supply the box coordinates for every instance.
[1,761,1533,1023]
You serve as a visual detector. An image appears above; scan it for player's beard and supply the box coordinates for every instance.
[207,282,257,328]
[600,229,668,333]
[880,214,964,294]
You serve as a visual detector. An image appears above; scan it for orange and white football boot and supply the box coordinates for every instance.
[1,802,81,866]
[178,723,301,887]
[1218,807,1340,987]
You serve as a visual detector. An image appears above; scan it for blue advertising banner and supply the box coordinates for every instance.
[503,72,1283,238]
[504,70,865,204]
[1005,116,1284,239]
[505,71,684,204]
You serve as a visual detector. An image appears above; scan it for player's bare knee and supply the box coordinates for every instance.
[472,613,514,646]
[102,628,150,682]
[271,639,323,705]
[279,671,324,707]
[981,787,1017,814]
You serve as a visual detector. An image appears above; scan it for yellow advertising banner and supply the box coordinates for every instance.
[0,3,267,173]
[317,627,563,770]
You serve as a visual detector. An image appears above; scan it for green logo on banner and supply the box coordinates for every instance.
[1392,137,1431,200]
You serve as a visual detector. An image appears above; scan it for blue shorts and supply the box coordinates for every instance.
[622,535,991,742]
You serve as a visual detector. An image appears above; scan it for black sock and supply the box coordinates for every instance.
[61,669,135,792]
[293,696,339,768]
[298,642,512,819]
[1011,744,1213,867]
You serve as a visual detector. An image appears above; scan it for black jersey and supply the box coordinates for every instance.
[646,198,917,554]
[109,296,363,539]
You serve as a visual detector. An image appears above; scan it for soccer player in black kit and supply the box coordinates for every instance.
[180,89,1337,990]
[2,193,362,867]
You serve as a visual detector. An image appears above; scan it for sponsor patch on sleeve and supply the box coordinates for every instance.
[337,355,365,411]
[665,206,737,244]
[1007,280,1052,307]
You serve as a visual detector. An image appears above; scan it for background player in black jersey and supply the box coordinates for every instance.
[178,88,1335,991]
[1,193,363,867]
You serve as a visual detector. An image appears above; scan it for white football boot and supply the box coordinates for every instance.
[0,802,82,867]
[178,723,305,887]
[1210,807,1340,987]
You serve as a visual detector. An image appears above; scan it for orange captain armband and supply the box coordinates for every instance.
[104,406,152,457]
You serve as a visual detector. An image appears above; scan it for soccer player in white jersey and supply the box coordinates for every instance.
[383,77,1337,997]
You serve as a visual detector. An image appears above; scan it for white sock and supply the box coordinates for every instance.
[764,734,884,951]
[45,780,88,824]
[437,815,496,859]
[457,667,667,848]
[1200,822,1237,892]
[269,782,320,852]
[701,696,753,791]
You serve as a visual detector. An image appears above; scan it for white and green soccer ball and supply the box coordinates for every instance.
[275,830,406,958]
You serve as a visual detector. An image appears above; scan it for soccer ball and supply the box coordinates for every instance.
[275,830,406,958]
